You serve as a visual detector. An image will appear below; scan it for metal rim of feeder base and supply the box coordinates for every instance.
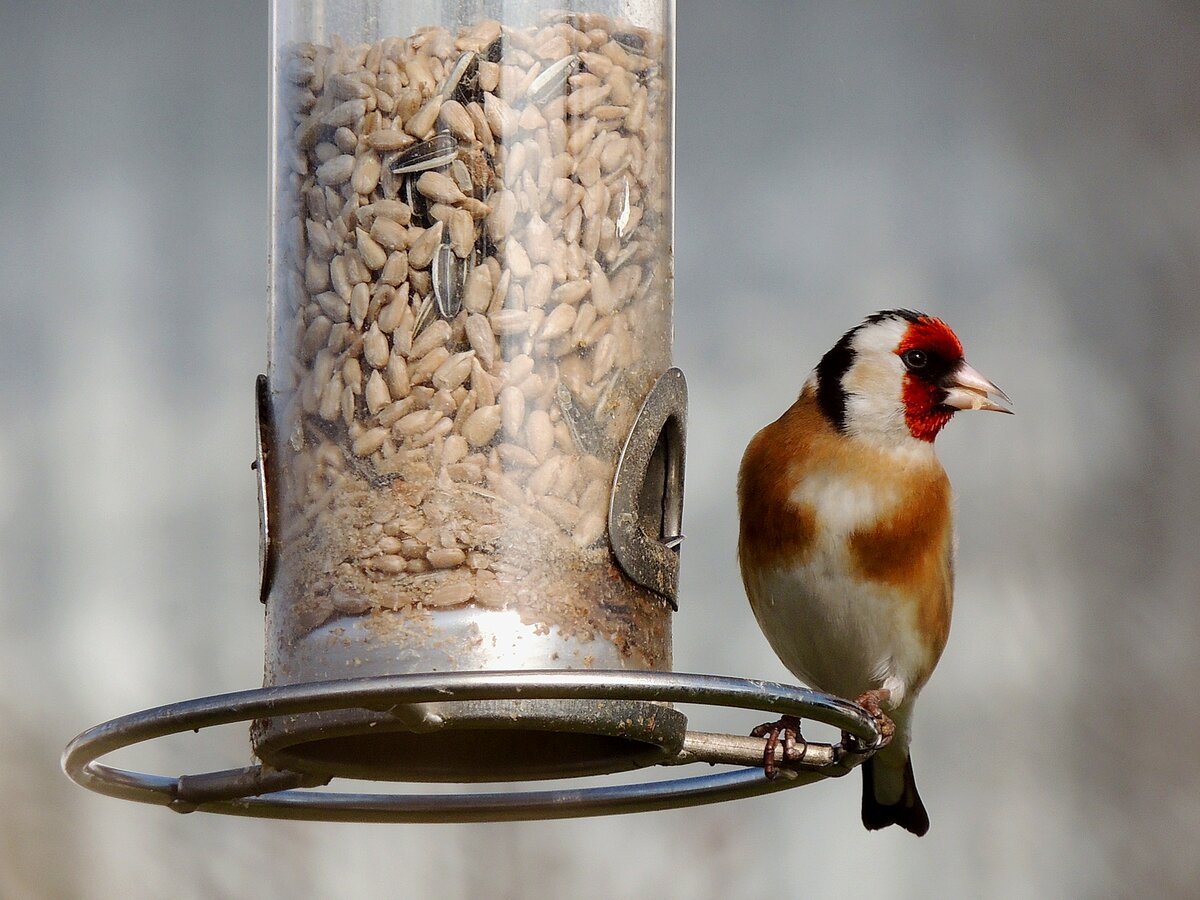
[61,670,887,823]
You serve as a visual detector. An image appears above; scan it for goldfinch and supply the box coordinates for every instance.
[737,309,1010,836]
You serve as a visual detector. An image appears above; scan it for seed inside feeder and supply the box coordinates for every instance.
[270,13,674,675]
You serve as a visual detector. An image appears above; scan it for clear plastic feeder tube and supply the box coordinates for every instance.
[260,0,676,780]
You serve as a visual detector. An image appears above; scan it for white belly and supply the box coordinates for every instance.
[746,556,929,701]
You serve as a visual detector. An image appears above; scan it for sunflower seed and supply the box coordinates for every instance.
[316,290,349,322]
[353,427,388,457]
[432,350,475,393]
[448,158,474,195]
[330,589,372,615]
[471,358,496,406]
[405,95,444,139]
[614,177,632,236]
[465,314,497,369]
[527,456,561,497]
[389,134,459,175]
[490,308,530,336]
[564,84,611,117]
[483,33,505,64]
[322,99,367,128]
[439,99,476,141]
[449,208,475,258]
[408,220,444,269]
[486,189,517,240]
[525,409,554,461]
[572,511,606,548]
[537,495,580,528]
[410,345,450,385]
[443,51,480,103]
[350,281,370,327]
[316,154,355,186]
[570,302,597,346]
[443,433,470,466]
[539,302,577,341]
[483,92,518,140]
[364,322,390,368]
[412,292,438,340]
[404,175,431,226]
[498,442,539,469]
[527,54,579,105]
[432,233,466,318]
[503,238,531,280]
[379,250,410,286]
[462,404,502,446]
[385,352,411,399]
[365,370,391,414]
[611,32,646,53]
[343,356,363,394]
[555,383,608,454]
[329,73,371,102]
[589,261,616,315]
[370,216,408,252]
[356,227,387,270]
[426,581,473,606]
[551,279,590,306]
[462,262,493,314]
[466,101,495,156]
[417,170,467,204]
[351,151,382,195]
[367,128,416,151]
[500,385,526,439]
[524,265,554,309]
[367,554,407,574]
[427,547,468,569]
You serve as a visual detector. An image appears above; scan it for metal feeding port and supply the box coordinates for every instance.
[62,1,889,821]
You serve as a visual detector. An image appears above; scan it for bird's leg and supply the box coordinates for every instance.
[855,688,889,719]
[846,689,896,749]
[750,714,806,779]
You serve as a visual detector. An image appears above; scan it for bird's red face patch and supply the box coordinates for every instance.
[897,317,964,442]
[898,317,963,362]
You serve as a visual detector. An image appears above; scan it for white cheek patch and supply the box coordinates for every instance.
[839,317,938,452]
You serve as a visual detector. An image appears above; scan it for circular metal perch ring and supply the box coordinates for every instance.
[62,670,885,823]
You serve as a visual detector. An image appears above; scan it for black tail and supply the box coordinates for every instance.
[861,755,930,836]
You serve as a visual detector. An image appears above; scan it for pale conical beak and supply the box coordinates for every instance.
[941,362,1013,413]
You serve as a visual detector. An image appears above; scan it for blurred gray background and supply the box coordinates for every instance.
[2,1,1198,897]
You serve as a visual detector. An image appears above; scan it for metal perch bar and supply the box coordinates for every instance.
[676,731,845,773]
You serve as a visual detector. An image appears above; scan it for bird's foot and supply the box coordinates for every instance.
[750,714,806,779]
[847,689,896,748]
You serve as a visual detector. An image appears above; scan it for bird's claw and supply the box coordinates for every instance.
[848,689,896,748]
[750,714,806,779]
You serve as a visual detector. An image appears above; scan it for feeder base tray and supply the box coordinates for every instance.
[61,671,886,823]
[252,697,688,782]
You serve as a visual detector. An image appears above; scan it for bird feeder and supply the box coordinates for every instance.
[63,0,885,820]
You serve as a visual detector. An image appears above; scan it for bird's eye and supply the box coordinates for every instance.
[902,349,929,371]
